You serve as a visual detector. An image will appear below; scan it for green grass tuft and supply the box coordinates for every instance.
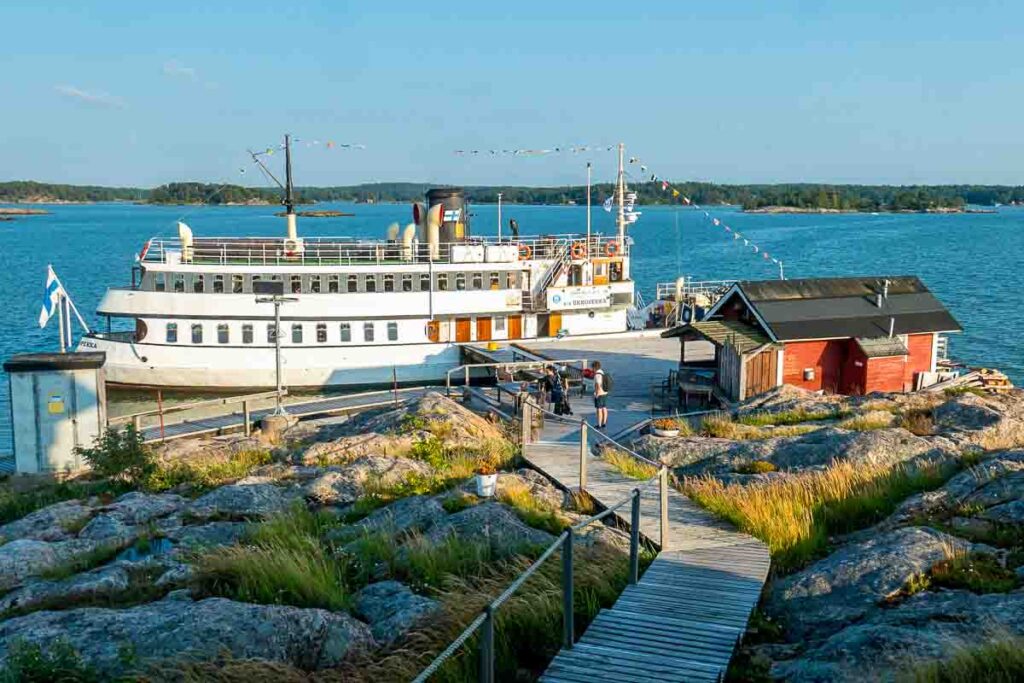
[0,638,100,682]
[930,552,1019,593]
[905,637,1024,682]
[601,449,658,480]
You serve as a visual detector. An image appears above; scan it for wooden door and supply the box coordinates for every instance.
[476,317,492,341]
[426,320,440,343]
[455,318,471,342]
[508,315,522,340]
[549,312,562,336]
[744,348,778,399]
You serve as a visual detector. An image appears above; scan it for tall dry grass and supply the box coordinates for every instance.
[681,459,956,573]
[903,636,1024,683]
[601,449,658,480]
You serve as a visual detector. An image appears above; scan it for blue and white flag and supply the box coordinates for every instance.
[38,265,64,328]
[602,196,613,212]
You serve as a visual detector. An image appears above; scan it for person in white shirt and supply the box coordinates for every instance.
[592,360,608,429]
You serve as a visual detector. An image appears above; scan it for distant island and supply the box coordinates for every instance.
[0,207,50,221]
[272,210,353,218]
[3,179,1024,212]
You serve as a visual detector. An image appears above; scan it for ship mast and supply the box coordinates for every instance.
[616,142,626,245]
[284,134,298,241]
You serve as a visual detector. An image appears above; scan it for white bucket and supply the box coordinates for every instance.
[476,473,498,497]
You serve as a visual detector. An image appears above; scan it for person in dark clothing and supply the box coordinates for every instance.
[509,218,519,240]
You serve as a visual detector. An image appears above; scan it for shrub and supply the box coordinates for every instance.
[0,638,99,682]
[601,449,658,480]
[900,409,935,436]
[74,426,155,487]
[906,637,1024,682]
[735,460,777,475]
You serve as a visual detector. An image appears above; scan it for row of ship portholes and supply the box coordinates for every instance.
[158,321,401,345]
[146,270,521,295]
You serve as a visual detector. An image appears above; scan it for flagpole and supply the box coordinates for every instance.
[64,293,73,350]
[497,192,503,241]
[57,296,67,353]
[50,271,91,333]
[616,143,626,246]
[586,162,592,257]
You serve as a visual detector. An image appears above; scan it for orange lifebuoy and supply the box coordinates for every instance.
[518,244,532,260]
[605,241,621,257]
[570,241,586,260]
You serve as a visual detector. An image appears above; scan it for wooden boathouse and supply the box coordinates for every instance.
[663,275,962,401]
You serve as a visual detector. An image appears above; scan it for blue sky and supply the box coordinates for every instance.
[1,0,1022,187]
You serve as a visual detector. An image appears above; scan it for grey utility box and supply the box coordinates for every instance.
[3,352,107,474]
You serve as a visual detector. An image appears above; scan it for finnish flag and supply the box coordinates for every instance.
[38,265,64,328]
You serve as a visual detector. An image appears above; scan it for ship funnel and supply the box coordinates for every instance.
[425,203,442,260]
[177,221,193,262]
[426,188,470,244]
[402,223,416,261]
[412,202,426,240]
[386,222,400,241]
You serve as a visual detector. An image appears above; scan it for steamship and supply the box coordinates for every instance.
[76,139,638,389]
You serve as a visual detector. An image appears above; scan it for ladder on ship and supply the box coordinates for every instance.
[524,241,574,312]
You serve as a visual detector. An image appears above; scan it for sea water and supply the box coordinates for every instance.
[1,201,1021,451]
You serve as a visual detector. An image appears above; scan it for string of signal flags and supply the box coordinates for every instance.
[625,156,785,278]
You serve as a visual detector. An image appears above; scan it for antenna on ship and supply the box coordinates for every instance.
[616,142,626,246]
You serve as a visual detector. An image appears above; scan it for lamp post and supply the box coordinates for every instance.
[497,192,503,241]
[255,281,297,415]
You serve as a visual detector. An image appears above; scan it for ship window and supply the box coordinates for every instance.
[340,323,351,342]
[387,322,398,341]
[490,272,500,289]
[291,324,303,343]
[166,323,178,343]
[290,275,302,294]
[363,322,375,342]
[191,323,203,344]
[456,273,466,291]
[365,275,377,293]
[242,324,253,344]
[233,275,244,293]
[213,275,224,293]
[310,275,321,293]
[267,324,278,343]
[437,274,448,291]
[420,273,430,291]
[495,316,506,332]
[402,274,413,292]
[155,273,166,292]
[384,274,394,292]
[316,323,327,343]
[173,274,185,293]
[347,275,358,293]
[193,275,205,293]
[217,324,230,344]
[328,275,340,293]
[472,272,483,290]
[506,272,517,289]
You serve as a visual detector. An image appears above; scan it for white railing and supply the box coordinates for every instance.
[140,233,628,268]
[655,277,736,302]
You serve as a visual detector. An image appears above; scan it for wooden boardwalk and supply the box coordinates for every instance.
[522,408,770,682]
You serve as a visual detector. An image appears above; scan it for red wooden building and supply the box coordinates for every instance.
[663,276,961,402]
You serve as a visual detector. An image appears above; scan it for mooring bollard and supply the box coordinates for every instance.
[562,528,574,649]
[578,421,588,490]
[629,488,641,584]
[660,466,670,550]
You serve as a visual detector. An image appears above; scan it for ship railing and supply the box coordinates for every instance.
[140,234,629,267]
[655,278,737,302]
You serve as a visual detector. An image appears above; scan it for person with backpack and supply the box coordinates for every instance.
[592,360,611,429]
[549,366,572,416]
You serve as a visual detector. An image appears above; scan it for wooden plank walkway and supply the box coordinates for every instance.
[522,405,770,682]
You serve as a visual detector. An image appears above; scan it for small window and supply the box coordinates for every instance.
[267,324,278,343]
[310,275,321,293]
[420,273,430,291]
[347,275,358,293]
[363,322,375,342]
[456,273,466,291]
[316,323,327,343]
[365,275,377,293]
[402,274,413,292]
[290,275,302,294]
[232,275,244,293]
[291,324,303,344]
[328,275,340,293]
[166,322,178,343]
[387,322,398,341]
[242,324,254,344]
[383,274,394,292]
[438,274,449,291]
[472,272,483,289]
[155,273,166,292]
[213,275,225,293]
[495,316,506,332]
[489,272,500,289]
[217,323,229,344]
[193,275,205,293]
[340,323,351,342]
[173,274,185,292]
[191,323,203,344]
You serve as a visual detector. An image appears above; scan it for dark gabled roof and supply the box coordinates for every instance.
[856,336,909,358]
[662,320,773,354]
[726,275,962,341]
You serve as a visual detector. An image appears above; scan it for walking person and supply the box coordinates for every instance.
[550,366,571,416]
[542,366,558,411]
[592,360,610,429]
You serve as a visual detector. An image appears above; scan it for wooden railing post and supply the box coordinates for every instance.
[629,488,641,584]
[520,400,532,445]
[562,529,574,649]
[659,466,670,551]
[480,605,495,683]
[578,422,588,490]
[242,400,251,437]
[132,415,141,433]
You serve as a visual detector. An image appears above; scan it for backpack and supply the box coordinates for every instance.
[598,370,613,393]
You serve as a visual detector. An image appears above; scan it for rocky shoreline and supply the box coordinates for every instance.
[743,205,993,214]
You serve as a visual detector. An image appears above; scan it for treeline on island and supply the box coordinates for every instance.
[4,180,1024,211]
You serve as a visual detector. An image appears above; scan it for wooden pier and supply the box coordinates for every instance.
[521,396,770,682]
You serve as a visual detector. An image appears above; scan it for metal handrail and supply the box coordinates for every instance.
[444,358,590,396]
